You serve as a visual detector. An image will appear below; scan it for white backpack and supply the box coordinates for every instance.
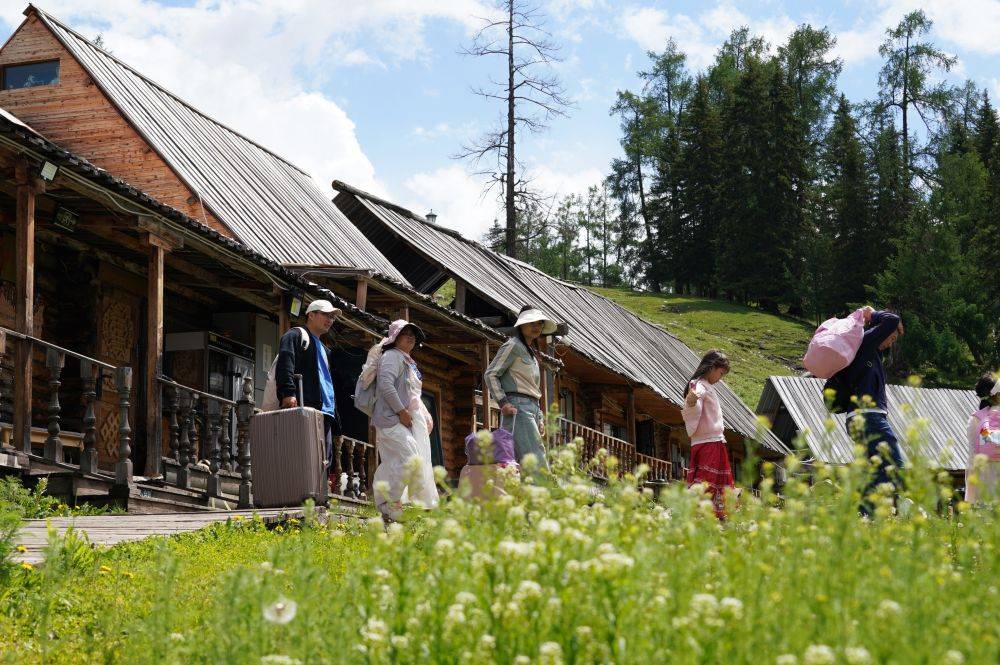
[259,327,310,412]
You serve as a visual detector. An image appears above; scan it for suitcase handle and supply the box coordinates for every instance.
[293,373,304,406]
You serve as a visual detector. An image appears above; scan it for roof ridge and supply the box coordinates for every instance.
[28,4,311,177]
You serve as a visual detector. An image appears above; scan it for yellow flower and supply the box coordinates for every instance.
[99,565,112,574]
[15,545,26,553]
[21,562,34,571]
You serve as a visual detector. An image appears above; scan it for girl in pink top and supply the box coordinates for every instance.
[682,350,735,518]
[966,373,1000,505]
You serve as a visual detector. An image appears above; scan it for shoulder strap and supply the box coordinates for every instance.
[293,327,310,350]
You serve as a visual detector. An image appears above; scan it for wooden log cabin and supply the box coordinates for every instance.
[0,4,784,512]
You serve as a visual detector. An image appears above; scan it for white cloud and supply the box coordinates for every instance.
[0,0,494,198]
[619,3,797,71]
[403,165,498,239]
[877,0,1000,56]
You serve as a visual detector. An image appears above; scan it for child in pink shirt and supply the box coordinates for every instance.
[966,373,1000,505]
[682,350,735,518]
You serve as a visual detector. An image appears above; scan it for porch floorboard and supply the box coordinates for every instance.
[12,507,333,565]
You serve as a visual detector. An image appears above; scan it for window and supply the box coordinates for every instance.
[3,60,60,90]
[421,392,444,468]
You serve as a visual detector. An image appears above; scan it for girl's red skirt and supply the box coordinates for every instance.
[686,441,735,518]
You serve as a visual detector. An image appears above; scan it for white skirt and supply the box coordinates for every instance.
[373,406,439,515]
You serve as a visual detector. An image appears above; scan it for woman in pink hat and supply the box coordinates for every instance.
[367,320,438,520]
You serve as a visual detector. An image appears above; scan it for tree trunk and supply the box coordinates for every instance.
[505,1,517,259]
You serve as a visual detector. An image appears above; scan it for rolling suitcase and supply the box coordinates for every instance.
[250,374,329,508]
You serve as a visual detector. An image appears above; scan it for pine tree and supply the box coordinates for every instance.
[675,76,723,296]
[820,96,872,313]
[976,92,999,171]
[719,58,771,305]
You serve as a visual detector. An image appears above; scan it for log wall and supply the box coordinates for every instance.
[0,15,231,237]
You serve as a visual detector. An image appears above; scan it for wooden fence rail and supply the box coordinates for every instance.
[555,416,671,483]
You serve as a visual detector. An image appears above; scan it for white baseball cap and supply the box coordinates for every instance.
[305,299,342,316]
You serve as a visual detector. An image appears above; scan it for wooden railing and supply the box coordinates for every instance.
[157,375,254,506]
[556,417,671,483]
[0,326,133,488]
[331,435,375,501]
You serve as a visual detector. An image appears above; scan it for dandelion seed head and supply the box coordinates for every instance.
[262,598,298,625]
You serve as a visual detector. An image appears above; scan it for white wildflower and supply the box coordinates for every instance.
[803,644,835,665]
[507,505,527,522]
[262,598,297,625]
[472,551,495,569]
[690,593,719,617]
[516,580,543,600]
[942,651,965,665]
[498,540,536,559]
[844,647,872,665]
[514,656,531,665]
[435,538,456,556]
[168,632,185,642]
[455,591,477,606]
[776,656,798,665]
[260,657,302,665]
[875,599,901,620]
[390,635,410,650]
[373,480,391,503]
[720,597,744,621]
[538,518,562,537]
[361,617,389,644]
[539,641,564,665]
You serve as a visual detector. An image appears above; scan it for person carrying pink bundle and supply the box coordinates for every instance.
[965,373,1000,505]
[681,350,735,519]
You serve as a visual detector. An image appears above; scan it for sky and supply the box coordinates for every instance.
[1,0,999,240]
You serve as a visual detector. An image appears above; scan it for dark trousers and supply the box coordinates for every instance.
[324,415,341,473]
[847,411,904,514]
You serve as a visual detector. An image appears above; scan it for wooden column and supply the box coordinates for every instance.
[399,304,410,321]
[14,161,40,454]
[480,342,491,429]
[454,280,467,313]
[626,388,637,446]
[143,237,167,477]
[355,278,368,311]
[276,289,290,336]
[538,336,550,417]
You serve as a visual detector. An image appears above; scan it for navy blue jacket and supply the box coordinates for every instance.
[275,327,338,417]
[840,311,901,410]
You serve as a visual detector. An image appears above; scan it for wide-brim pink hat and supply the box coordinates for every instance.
[380,319,426,347]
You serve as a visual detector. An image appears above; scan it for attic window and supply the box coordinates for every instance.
[3,60,60,90]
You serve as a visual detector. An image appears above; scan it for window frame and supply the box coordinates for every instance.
[2,59,61,91]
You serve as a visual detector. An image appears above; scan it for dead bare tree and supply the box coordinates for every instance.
[456,0,572,259]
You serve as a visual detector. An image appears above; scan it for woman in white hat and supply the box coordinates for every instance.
[368,320,438,520]
[484,305,557,470]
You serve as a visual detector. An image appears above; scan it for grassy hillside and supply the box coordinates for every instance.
[591,287,814,407]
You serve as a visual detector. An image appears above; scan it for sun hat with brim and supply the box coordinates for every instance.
[514,308,557,335]
[305,299,343,317]
[380,319,426,347]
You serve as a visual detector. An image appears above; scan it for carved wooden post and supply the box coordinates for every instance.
[330,434,343,496]
[220,403,232,472]
[353,440,366,499]
[79,360,99,474]
[176,390,193,490]
[43,348,65,462]
[188,393,201,465]
[480,343,491,429]
[342,436,356,498]
[167,385,180,462]
[114,366,134,489]
[206,399,222,497]
[143,236,167,477]
[236,376,254,508]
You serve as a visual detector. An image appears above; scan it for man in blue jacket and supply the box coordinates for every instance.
[840,306,904,511]
[276,299,342,471]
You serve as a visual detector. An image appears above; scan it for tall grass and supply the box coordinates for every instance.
[1,416,996,663]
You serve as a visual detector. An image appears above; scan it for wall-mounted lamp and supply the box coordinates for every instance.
[39,161,58,182]
[289,295,302,317]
